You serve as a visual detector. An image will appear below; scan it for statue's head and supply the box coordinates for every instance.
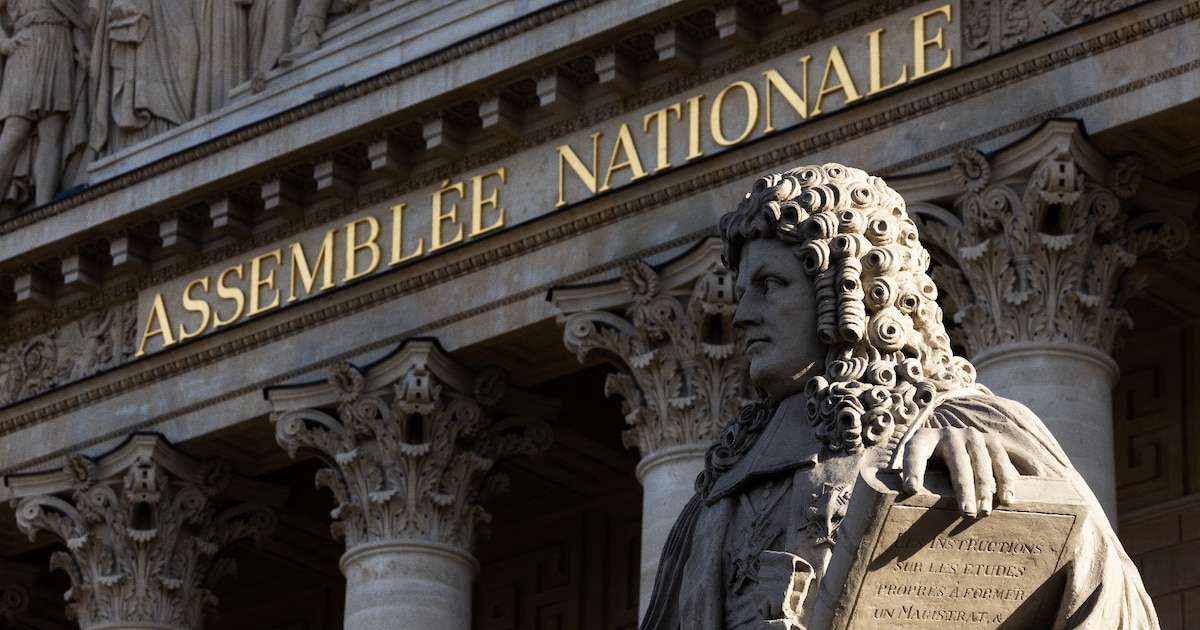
[720,163,976,452]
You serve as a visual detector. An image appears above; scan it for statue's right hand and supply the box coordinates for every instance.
[900,426,1020,518]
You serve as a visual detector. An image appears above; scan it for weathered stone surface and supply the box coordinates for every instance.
[643,163,1159,630]
[6,433,277,630]
[812,471,1085,629]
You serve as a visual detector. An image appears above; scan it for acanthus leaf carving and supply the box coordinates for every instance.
[559,257,749,457]
[914,141,1191,357]
[270,341,552,553]
[8,435,276,630]
[962,0,1141,60]
[0,301,137,407]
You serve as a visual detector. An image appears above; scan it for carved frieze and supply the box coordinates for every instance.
[0,302,137,407]
[555,242,749,457]
[961,0,1142,60]
[910,130,1190,357]
[269,340,553,552]
[6,434,276,630]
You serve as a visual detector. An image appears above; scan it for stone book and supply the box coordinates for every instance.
[809,469,1087,629]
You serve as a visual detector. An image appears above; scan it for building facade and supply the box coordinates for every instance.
[0,0,1196,627]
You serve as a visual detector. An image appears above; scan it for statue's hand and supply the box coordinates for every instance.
[899,426,1020,518]
[0,30,30,56]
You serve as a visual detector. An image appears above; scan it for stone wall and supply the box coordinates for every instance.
[1118,320,1200,628]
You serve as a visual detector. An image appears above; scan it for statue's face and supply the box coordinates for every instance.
[733,237,826,401]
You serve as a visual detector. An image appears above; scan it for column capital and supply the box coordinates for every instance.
[552,237,749,458]
[267,339,554,554]
[5,433,277,630]
[899,120,1193,358]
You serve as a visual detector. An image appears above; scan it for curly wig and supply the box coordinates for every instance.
[718,163,977,454]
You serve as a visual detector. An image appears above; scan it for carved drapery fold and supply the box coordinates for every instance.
[557,247,748,458]
[6,434,277,630]
[914,145,1189,358]
[269,340,553,553]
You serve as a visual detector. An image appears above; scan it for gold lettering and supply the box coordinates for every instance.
[868,27,909,95]
[710,81,759,146]
[600,123,649,191]
[288,230,336,303]
[812,45,863,116]
[429,180,465,253]
[213,265,246,328]
[762,59,811,133]
[643,104,683,172]
[136,293,176,357]
[911,4,954,80]
[556,132,602,207]
[470,167,508,236]
[248,249,283,317]
[344,216,383,280]
[389,203,425,265]
[686,95,704,161]
[177,278,212,342]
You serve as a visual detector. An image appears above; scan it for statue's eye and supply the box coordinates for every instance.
[762,276,784,293]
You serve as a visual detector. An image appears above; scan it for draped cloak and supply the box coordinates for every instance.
[642,389,1159,629]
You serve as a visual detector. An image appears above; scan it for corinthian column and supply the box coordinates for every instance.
[900,121,1193,522]
[551,238,748,619]
[5,433,277,630]
[266,339,553,630]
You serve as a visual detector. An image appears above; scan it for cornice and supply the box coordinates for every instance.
[0,226,716,474]
[0,0,926,240]
[0,0,1196,464]
[0,0,926,343]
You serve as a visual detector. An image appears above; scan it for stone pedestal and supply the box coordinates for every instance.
[974,342,1119,522]
[341,542,477,630]
[635,444,708,618]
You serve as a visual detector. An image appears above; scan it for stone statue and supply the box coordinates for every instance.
[88,0,199,154]
[642,164,1158,628]
[244,0,295,88]
[277,0,362,67]
[0,0,90,215]
[195,0,251,115]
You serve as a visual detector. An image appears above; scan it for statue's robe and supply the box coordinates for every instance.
[642,388,1159,629]
[89,0,199,153]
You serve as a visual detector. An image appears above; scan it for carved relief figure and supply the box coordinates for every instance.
[0,0,90,216]
[277,0,362,67]
[244,0,295,87]
[88,0,198,154]
[642,164,1158,628]
[195,0,250,115]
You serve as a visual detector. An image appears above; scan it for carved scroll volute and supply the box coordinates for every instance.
[561,260,748,457]
[917,147,1189,357]
[7,435,276,630]
[270,345,551,553]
